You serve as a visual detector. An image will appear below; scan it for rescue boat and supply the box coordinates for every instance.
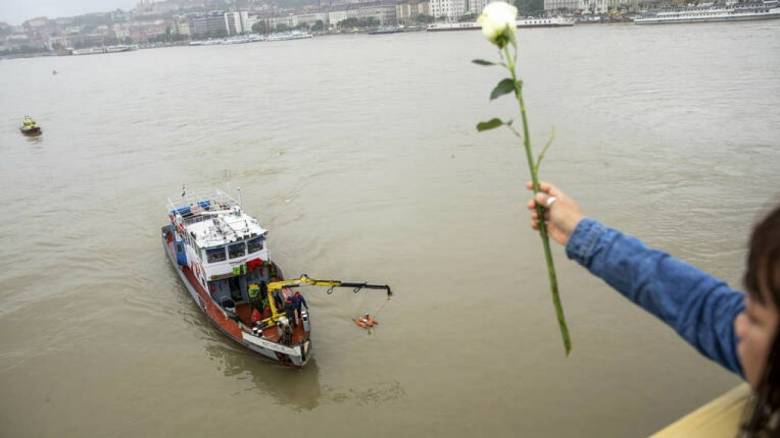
[20,116,42,136]
[162,189,391,367]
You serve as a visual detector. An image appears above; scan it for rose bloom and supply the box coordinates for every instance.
[477,2,518,48]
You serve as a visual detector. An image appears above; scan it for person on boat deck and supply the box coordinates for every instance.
[250,306,263,326]
[260,282,268,305]
[526,181,780,436]
[259,295,269,318]
[273,289,285,312]
[282,321,293,345]
[283,297,296,326]
[292,291,308,325]
[276,319,292,344]
[248,283,261,310]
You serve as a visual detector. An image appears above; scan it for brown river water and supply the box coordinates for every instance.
[1,22,779,437]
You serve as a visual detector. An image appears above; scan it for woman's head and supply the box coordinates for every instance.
[738,205,780,387]
[738,204,780,434]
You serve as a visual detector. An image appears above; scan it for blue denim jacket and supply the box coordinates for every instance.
[566,218,745,377]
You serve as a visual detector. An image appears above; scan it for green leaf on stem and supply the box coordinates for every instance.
[472,59,497,66]
[490,78,517,100]
[476,118,505,132]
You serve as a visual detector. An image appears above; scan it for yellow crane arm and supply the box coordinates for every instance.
[267,274,341,292]
[259,274,392,326]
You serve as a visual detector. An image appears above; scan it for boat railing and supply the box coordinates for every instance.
[167,189,240,216]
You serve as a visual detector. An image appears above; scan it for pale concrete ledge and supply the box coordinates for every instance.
[651,384,751,438]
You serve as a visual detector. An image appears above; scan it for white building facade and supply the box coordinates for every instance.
[396,0,431,24]
[586,0,610,13]
[269,14,296,29]
[294,12,329,27]
[224,11,249,34]
[468,0,489,14]
[429,0,467,19]
[356,3,397,24]
[544,0,609,12]
[327,8,352,26]
[544,0,577,10]
[245,14,261,31]
[170,16,191,36]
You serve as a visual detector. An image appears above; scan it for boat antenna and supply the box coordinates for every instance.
[237,186,242,211]
[181,184,186,198]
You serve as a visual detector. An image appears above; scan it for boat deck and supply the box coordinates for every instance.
[165,227,307,348]
[235,300,308,344]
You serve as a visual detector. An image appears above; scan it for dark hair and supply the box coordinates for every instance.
[741,205,780,436]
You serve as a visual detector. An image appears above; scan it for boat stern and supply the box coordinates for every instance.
[241,331,312,367]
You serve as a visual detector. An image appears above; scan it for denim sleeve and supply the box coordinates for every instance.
[566,218,745,377]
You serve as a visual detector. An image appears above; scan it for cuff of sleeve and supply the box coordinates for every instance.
[565,218,606,266]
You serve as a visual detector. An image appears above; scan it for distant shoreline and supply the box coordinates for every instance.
[0,22,638,61]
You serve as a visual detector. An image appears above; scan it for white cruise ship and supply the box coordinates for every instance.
[71,45,137,55]
[634,1,780,24]
[427,16,575,32]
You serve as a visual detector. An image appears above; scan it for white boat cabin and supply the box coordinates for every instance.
[168,190,271,305]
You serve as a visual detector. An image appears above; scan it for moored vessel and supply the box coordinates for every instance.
[369,25,401,34]
[265,30,313,41]
[162,189,391,367]
[71,45,138,55]
[634,1,780,24]
[427,16,575,31]
[190,34,265,46]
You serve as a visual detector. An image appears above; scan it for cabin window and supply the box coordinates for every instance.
[247,237,264,253]
[207,247,227,263]
[228,242,246,259]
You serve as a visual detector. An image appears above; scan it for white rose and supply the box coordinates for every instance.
[477,1,518,48]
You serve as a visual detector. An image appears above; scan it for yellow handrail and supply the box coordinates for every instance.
[651,384,750,437]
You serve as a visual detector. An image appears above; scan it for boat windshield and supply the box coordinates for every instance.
[228,242,246,259]
[207,246,227,263]
[247,237,264,253]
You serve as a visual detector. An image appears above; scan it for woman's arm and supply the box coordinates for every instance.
[567,218,744,376]
[527,182,745,376]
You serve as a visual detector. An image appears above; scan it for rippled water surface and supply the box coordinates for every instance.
[1,22,779,437]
